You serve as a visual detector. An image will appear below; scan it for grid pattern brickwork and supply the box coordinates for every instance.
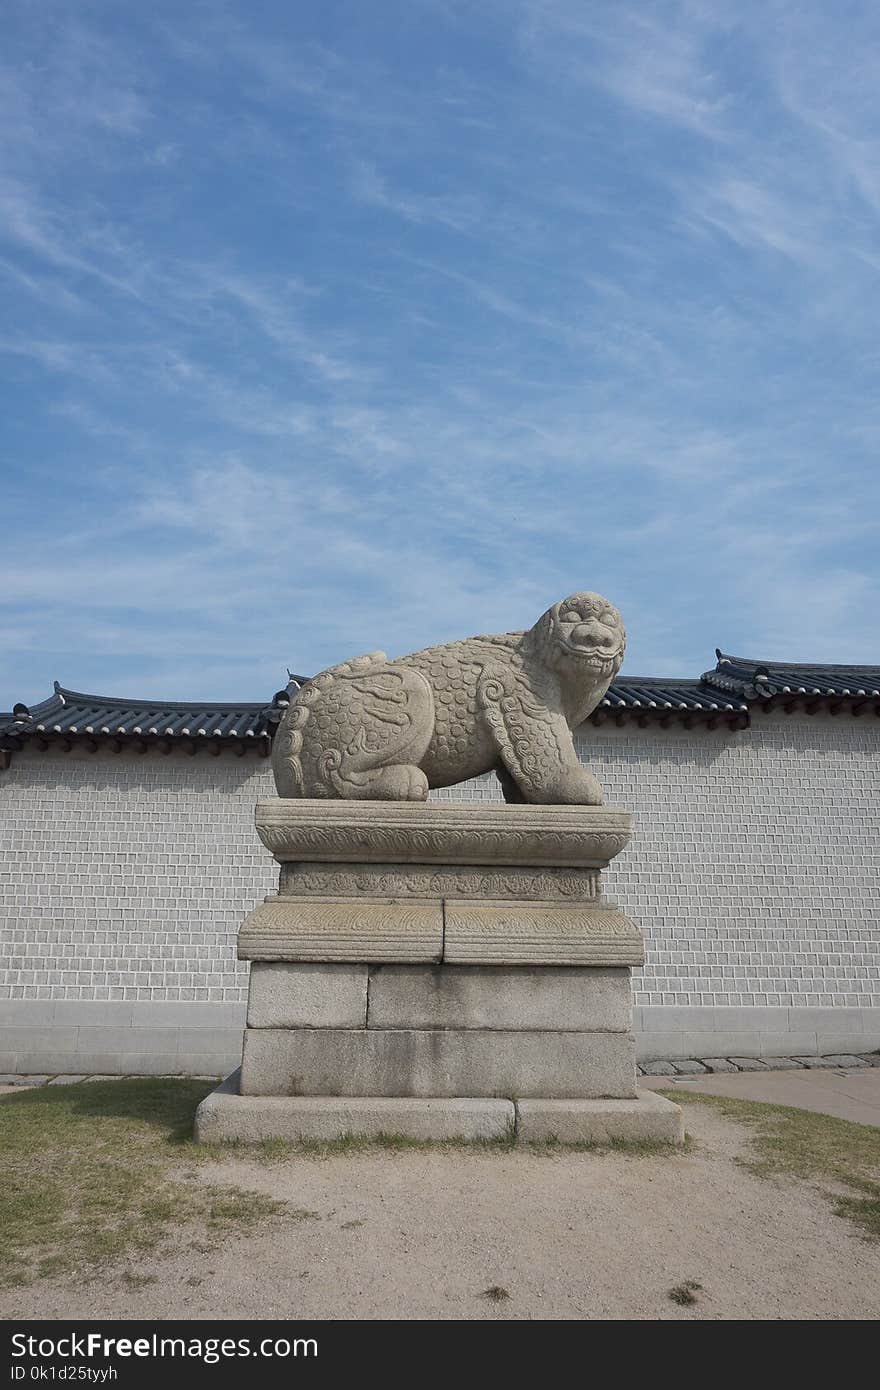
[1,713,878,1013]
[0,747,276,1004]
[580,715,880,1008]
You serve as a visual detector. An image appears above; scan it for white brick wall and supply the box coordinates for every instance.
[0,746,276,1005]
[436,714,880,1011]
[1,710,878,1069]
[585,714,880,1012]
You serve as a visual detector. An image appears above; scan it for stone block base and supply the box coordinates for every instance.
[240,1026,636,1099]
[195,1073,515,1143]
[515,1093,683,1144]
[247,961,631,1031]
[195,1074,682,1145]
[220,800,649,1131]
[238,896,642,966]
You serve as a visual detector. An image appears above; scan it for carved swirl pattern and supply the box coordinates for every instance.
[280,865,599,900]
[479,667,564,786]
[445,910,638,938]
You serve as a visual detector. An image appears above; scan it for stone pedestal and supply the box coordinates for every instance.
[195,800,682,1145]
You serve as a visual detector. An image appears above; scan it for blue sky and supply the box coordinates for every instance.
[2,0,879,705]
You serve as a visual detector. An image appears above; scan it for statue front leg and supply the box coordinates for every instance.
[496,762,526,804]
[479,673,603,805]
[508,730,604,805]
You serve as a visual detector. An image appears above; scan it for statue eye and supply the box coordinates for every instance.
[562,610,580,622]
[602,613,616,625]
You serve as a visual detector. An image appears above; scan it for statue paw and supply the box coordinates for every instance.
[367,764,430,802]
[548,767,604,805]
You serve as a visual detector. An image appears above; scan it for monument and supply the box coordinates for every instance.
[196,593,683,1144]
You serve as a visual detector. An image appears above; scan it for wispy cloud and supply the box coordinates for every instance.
[0,177,152,305]
[0,1,878,704]
[518,0,736,138]
[681,177,821,266]
[350,161,484,235]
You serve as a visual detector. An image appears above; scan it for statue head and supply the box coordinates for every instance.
[531,591,626,685]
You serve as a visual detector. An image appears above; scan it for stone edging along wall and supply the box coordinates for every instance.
[0,711,878,1072]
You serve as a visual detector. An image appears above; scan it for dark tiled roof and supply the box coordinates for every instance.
[2,655,878,753]
[598,677,748,715]
[0,681,301,751]
[703,652,880,701]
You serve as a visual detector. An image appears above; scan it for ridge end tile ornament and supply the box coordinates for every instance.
[271,591,625,805]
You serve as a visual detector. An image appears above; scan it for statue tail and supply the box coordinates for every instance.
[271,701,308,797]
[270,653,389,797]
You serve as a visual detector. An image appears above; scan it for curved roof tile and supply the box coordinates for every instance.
[705,652,880,700]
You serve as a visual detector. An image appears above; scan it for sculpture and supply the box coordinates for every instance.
[272,592,625,804]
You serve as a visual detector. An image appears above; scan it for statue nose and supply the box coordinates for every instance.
[575,621,614,647]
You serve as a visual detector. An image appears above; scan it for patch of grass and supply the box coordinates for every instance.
[254,1137,298,1162]
[209,1130,687,1162]
[119,1272,158,1290]
[834,1192,880,1237]
[668,1280,702,1306]
[662,1091,880,1239]
[481,1285,511,1301]
[327,1128,519,1154]
[207,1191,285,1231]
[200,1129,522,1162]
[0,1079,288,1289]
[529,1134,692,1157]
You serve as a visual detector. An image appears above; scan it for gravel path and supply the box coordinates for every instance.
[5,1103,879,1321]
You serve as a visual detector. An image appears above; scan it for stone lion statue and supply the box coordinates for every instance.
[272,591,625,804]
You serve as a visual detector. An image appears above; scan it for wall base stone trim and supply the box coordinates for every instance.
[635,1006,880,1062]
[2,1001,878,1074]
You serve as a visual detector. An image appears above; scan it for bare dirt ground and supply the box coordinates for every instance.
[5,1103,879,1320]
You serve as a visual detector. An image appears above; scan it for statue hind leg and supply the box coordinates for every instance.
[336,762,430,801]
[289,661,436,801]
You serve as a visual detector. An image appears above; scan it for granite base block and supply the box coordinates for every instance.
[239,896,642,967]
[195,1075,681,1145]
[240,1026,636,1099]
[195,1073,515,1143]
[247,962,368,1028]
[366,964,631,1032]
[515,1093,684,1145]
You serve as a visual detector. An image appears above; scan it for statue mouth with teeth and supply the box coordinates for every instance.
[272,592,626,805]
